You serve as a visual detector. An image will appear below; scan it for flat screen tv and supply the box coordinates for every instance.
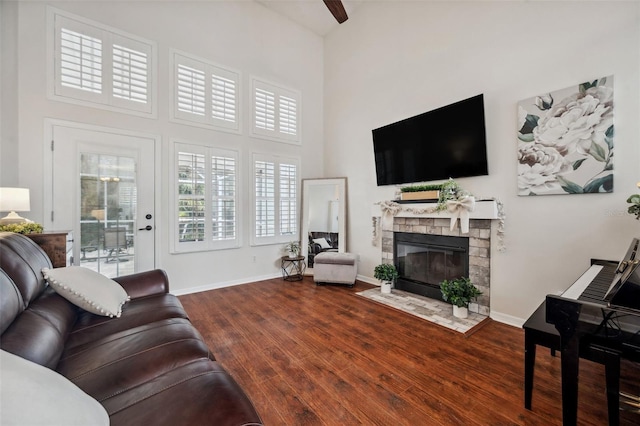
[372,94,488,186]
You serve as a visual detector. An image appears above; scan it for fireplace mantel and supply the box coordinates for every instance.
[372,199,499,220]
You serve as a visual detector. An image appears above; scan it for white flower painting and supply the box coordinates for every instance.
[517,76,614,196]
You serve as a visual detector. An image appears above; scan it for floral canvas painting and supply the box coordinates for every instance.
[517,76,614,196]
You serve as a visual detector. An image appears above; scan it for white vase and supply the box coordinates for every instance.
[288,251,296,258]
[453,305,468,319]
[381,281,392,294]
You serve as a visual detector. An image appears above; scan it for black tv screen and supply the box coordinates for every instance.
[372,94,488,186]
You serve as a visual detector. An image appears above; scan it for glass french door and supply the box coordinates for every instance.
[45,122,156,277]
[78,152,137,276]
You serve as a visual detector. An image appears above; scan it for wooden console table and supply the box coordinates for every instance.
[26,231,73,268]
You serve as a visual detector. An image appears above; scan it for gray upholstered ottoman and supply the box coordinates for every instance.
[313,252,358,287]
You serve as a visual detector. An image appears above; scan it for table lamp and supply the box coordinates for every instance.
[0,187,31,225]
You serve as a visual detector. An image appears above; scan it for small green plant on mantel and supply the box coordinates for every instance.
[440,277,482,308]
[400,183,444,193]
[373,263,399,282]
[0,222,43,234]
[400,178,466,211]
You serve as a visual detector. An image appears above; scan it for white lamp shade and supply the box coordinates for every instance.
[0,188,31,212]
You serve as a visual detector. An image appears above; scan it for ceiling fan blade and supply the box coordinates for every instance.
[323,0,348,24]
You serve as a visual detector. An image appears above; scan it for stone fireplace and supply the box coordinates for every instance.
[375,200,498,316]
[394,232,470,301]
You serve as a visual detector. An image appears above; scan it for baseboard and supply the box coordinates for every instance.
[490,311,525,328]
[171,272,281,296]
[356,274,379,286]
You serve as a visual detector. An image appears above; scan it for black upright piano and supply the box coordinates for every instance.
[524,238,640,425]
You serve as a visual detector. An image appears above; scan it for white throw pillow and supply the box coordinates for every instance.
[0,350,109,426]
[42,266,130,318]
[313,237,332,249]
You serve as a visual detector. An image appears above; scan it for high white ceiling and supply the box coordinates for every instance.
[256,0,362,36]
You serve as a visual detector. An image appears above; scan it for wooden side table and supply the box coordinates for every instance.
[26,231,73,268]
[281,255,306,281]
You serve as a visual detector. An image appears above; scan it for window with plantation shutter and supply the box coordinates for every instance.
[177,64,206,116]
[49,7,156,116]
[171,50,240,133]
[279,163,297,236]
[212,75,236,123]
[255,88,275,132]
[60,28,102,94]
[112,43,148,104]
[251,78,301,144]
[173,142,239,253]
[252,153,299,246]
[254,160,275,238]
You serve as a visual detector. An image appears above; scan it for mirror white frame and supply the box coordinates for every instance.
[300,178,347,275]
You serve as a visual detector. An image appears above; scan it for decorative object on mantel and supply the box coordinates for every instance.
[627,182,640,220]
[399,183,442,201]
[373,263,398,294]
[387,179,476,234]
[0,222,44,234]
[517,75,614,196]
[440,277,482,319]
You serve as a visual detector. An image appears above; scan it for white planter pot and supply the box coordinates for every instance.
[288,251,296,258]
[380,281,392,294]
[453,305,468,319]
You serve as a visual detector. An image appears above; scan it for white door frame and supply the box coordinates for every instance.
[43,118,162,269]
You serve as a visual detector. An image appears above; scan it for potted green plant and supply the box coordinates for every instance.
[284,241,301,258]
[440,277,482,319]
[374,263,399,294]
[400,183,443,201]
[627,193,640,220]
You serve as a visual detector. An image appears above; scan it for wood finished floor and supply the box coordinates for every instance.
[179,277,640,425]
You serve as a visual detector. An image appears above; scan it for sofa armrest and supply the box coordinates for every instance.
[113,269,169,299]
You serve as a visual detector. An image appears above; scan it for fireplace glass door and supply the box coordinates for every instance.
[394,232,469,300]
[397,243,466,285]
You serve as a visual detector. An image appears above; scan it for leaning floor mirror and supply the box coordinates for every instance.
[300,178,347,275]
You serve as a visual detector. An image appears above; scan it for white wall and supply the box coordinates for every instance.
[323,1,640,324]
[1,1,19,185]
[3,0,324,292]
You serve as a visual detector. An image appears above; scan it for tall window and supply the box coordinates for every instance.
[49,7,156,116]
[171,50,240,132]
[252,153,299,246]
[173,142,238,252]
[251,78,301,144]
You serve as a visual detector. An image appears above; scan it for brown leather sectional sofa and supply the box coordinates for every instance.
[0,232,263,425]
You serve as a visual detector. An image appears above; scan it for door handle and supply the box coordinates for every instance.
[138,225,152,231]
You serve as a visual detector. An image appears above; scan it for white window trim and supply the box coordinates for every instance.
[170,139,241,253]
[251,152,300,247]
[46,6,157,118]
[250,76,301,145]
[169,49,241,134]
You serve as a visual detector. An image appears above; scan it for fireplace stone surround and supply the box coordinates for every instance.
[374,200,499,316]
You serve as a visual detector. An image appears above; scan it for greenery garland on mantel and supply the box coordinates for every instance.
[372,179,506,252]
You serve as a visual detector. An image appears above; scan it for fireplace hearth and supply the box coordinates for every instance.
[394,232,469,301]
